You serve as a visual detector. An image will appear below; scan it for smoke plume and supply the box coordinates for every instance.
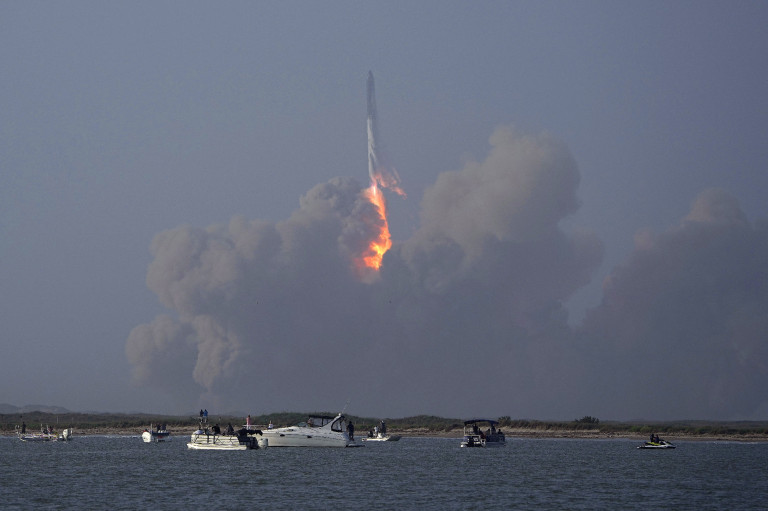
[126,123,768,419]
[580,189,768,419]
[126,125,604,418]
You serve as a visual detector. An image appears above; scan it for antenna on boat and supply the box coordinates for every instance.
[340,399,351,415]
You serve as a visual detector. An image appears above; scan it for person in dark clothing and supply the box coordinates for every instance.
[346,421,355,441]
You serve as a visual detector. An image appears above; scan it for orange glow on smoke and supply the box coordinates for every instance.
[353,163,405,281]
[360,182,391,271]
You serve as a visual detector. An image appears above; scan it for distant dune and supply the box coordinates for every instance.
[0,403,72,414]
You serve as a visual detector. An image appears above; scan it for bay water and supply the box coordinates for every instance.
[2,435,766,509]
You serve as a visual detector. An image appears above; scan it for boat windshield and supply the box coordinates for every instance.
[331,416,346,432]
[302,415,341,429]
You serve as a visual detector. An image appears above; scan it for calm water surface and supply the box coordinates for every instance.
[2,435,766,509]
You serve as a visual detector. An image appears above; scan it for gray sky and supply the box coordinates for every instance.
[3,1,768,420]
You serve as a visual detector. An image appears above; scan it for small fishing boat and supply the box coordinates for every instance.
[364,420,401,442]
[58,428,73,441]
[17,424,58,442]
[186,422,264,450]
[142,424,171,443]
[460,419,506,448]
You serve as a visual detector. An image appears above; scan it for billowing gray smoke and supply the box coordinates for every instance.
[126,125,602,417]
[126,127,768,420]
[580,189,768,419]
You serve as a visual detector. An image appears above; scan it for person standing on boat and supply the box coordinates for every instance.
[203,409,208,422]
[247,414,252,430]
[21,422,26,434]
[346,420,355,441]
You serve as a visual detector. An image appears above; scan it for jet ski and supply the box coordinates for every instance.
[637,439,675,449]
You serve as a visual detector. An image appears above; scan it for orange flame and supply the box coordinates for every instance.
[353,162,405,281]
[360,183,392,271]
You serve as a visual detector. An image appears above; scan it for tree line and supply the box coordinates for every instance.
[2,411,767,437]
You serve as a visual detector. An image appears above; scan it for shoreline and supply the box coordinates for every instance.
[399,428,768,442]
[5,427,768,442]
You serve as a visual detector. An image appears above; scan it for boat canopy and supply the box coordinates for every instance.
[463,419,499,426]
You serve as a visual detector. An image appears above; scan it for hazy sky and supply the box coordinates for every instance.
[3,1,768,421]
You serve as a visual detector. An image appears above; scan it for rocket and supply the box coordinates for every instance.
[367,70,377,123]
[367,70,379,183]
[365,71,405,197]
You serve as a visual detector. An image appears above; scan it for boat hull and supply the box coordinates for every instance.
[364,434,401,442]
[259,427,354,447]
[461,439,506,448]
[637,442,675,449]
[142,431,170,443]
[187,432,258,450]
[461,434,506,448]
[19,434,57,442]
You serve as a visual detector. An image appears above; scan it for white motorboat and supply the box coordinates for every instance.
[142,424,170,443]
[186,422,264,450]
[460,419,506,448]
[58,428,73,441]
[258,413,359,447]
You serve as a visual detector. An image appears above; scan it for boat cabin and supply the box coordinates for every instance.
[300,414,347,432]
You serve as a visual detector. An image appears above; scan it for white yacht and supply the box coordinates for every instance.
[258,413,359,447]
